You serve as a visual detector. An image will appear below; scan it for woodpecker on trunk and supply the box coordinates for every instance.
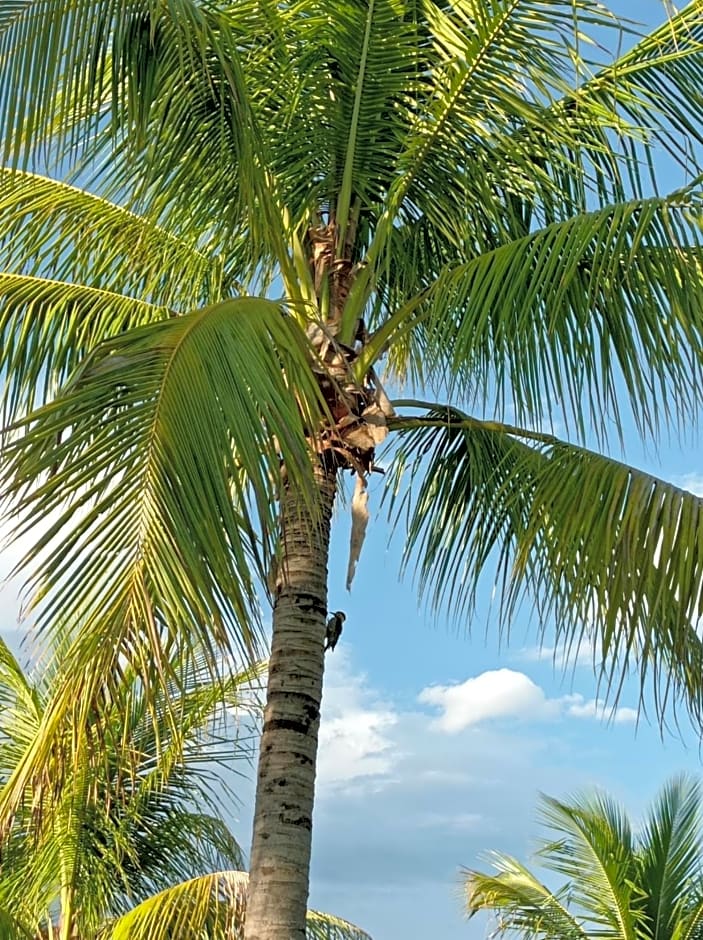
[324,611,345,652]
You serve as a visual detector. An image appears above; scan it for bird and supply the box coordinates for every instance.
[324,611,346,652]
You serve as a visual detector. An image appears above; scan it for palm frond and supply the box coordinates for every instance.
[465,855,588,940]
[0,272,170,420]
[0,2,298,289]
[0,646,258,934]
[465,778,703,940]
[376,190,703,441]
[560,2,703,172]
[0,906,33,940]
[537,791,637,939]
[0,168,222,306]
[102,871,373,940]
[0,296,322,825]
[388,403,703,726]
[306,910,374,940]
[636,775,703,940]
[102,870,248,940]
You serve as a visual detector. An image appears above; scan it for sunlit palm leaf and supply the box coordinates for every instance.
[389,403,703,724]
[537,793,637,939]
[305,910,374,940]
[0,1,295,286]
[466,857,588,940]
[381,191,703,440]
[0,296,322,823]
[466,777,703,940]
[103,871,373,940]
[637,776,703,940]
[0,272,169,419]
[565,3,703,169]
[0,650,259,935]
[0,168,222,306]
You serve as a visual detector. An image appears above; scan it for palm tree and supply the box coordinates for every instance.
[0,635,255,938]
[0,637,370,940]
[465,774,703,940]
[2,2,703,938]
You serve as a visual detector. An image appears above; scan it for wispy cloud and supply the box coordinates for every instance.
[516,643,597,670]
[563,694,638,724]
[676,473,703,497]
[317,652,399,790]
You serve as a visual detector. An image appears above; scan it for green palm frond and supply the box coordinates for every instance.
[102,870,248,940]
[0,636,41,779]
[3,296,321,657]
[0,272,169,419]
[0,169,222,306]
[388,403,703,724]
[0,297,321,823]
[378,190,703,440]
[0,906,33,940]
[0,2,295,286]
[466,777,703,940]
[305,910,374,940]
[0,648,257,936]
[328,0,422,246]
[636,775,703,940]
[537,792,637,939]
[563,3,703,169]
[102,871,373,940]
[466,856,588,940]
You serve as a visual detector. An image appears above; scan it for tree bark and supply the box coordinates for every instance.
[243,460,337,940]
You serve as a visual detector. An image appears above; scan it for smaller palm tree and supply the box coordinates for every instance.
[465,775,703,940]
[0,639,371,940]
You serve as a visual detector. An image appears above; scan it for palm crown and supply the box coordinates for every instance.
[2,2,703,938]
[466,775,703,940]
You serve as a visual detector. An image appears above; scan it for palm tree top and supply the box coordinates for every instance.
[466,775,703,940]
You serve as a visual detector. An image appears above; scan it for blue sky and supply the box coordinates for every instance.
[1,1,702,938]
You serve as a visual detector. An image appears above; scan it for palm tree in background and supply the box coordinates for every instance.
[3,2,703,938]
[0,636,253,938]
[466,775,703,940]
[0,638,370,940]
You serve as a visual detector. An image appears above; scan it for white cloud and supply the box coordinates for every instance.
[317,652,399,790]
[418,669,555,733]
[417,669,637,733]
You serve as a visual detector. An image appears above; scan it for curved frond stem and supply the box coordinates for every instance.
[466,856,588,940]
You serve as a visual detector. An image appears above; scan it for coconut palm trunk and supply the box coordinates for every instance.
[246,465,338,940]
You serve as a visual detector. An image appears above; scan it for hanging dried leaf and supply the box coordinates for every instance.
[369,368,395,418]
[346,473,370,590]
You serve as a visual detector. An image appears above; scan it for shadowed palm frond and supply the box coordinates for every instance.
[388,403,703,726]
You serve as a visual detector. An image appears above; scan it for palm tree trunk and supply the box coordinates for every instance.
[244,459,337,940]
